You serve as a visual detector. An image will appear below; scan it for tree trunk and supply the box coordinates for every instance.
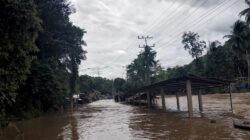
[238,66,242,77]
[70,56,78,113]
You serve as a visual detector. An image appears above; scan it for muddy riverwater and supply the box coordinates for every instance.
[1,93,250,140]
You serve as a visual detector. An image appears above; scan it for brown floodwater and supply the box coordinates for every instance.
[1,93,250,140]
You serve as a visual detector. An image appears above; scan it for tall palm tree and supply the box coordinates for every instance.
[224,20,250,86]
[224,20,249,52]
[126,46,158,88]
[240,0,250,25]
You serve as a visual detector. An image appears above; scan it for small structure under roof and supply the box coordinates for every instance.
[126,74,235,118]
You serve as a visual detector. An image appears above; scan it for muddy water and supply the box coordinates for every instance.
[1,93,250,140]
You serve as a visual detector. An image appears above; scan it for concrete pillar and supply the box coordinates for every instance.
[198,90,203,113]
[160,88,166,110]
[186,80,193,118]
[229,84,233,112]
[176,92,180,111]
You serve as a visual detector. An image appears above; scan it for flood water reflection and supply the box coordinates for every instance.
[1,97,250,140]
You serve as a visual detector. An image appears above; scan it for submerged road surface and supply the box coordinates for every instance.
[1,99,250,140]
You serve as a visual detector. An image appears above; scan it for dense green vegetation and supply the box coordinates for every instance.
[78,75,113,95]
[0,0,41,123]
[126,46,158,89]
[0,0,86,126]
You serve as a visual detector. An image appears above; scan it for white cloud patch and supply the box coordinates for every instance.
[70,0,247,79]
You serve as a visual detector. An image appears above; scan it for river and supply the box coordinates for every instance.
[1,93,250,140]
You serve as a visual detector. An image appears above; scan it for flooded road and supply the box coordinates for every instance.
[1,93,250,140]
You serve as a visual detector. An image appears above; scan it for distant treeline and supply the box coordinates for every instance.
[78,75,113,95]
[0,0,86,126]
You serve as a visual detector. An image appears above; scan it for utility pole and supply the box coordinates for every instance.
[138,36,155,49]
[138,35,155,107]
[137,35,155,85]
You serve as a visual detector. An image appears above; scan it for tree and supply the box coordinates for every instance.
[0,0,41,121]
[15,62,69,113]
[182,31,206,59]
[65,24,87,111]
[79,75,94,94]
[113,78,126,92]
[224,20,250,86]
[152,65,167,82]
[182,31,206,75]
[127,58,144,88]
[126,46,158,90]
[12,0,87,116]
[224,21,250,53]
[240,0,250,25]
[78,75,113,95]
[206,41,236,79]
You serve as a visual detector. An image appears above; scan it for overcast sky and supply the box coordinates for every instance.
[69,0,247,79]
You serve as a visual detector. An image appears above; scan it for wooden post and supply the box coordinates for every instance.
[198,90,203,112]
[186,80,193,118]
[161,88,166,110]
[176,92,180,111]
[147,91,151,108]
[229,84,233,112]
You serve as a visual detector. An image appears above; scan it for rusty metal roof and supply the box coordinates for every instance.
[134,74,234,93]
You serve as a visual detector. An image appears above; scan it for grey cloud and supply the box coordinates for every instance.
[70,0,247,78]
[161,0,224,9]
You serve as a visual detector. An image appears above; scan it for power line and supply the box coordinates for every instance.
[104,0,207,66]
[147,0,203,35]
[97,0,197,70]
[138,36,155,48]
[144,0,180,34]
[78,66,110,77]
[156,0,239,51]
[155,0,232,46]
[96,1,187,68]
[120,0,238,73]
[160,0,235,45]
[153,0,210,44]
[89,0,240,78]
[143,0,177,33]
